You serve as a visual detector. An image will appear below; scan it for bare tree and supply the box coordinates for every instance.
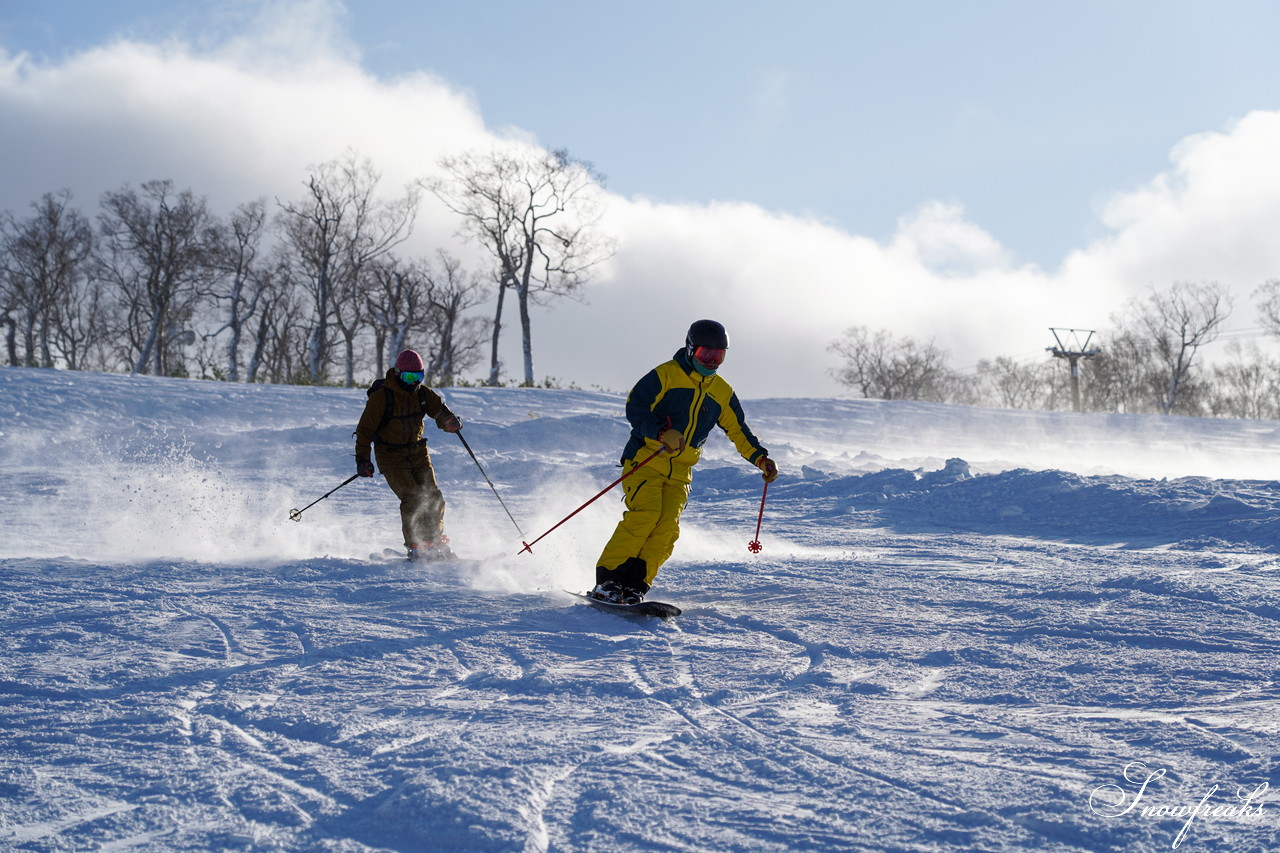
[1206,341,1280,420]
[0,191,95,367]
[207,199,270,381]
[431,147,612,386]
[828,325,955,401]
[1254,279,1280,338]
[97,180,217,376]
[245,259,306,384]
[1081,329,1157,414]
[974,356,1065,410]
[48,277,110,371]
[364,254,435,375]
[0,291,12,366]
[365,250,490,384]
[1125,281,1231,415]
[420,252,489,385]
[276,152,420,385]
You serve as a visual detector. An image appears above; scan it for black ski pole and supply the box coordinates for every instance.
[289,474,360,522]
[455,430,525,537]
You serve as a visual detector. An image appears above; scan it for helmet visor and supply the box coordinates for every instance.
[692,346,726,369]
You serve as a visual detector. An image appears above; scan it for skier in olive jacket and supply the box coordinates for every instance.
[355,349,462,561]
[591,320,779,604]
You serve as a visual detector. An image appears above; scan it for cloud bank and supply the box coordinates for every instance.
[3,0,1280,397]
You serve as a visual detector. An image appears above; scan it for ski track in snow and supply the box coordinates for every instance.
[1,369,1278,851]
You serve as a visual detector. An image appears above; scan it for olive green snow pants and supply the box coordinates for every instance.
[376,443,446,549]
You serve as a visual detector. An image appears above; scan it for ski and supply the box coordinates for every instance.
[565,590,681,619]
[371,547,468,564]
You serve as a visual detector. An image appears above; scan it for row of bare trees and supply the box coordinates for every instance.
[830,280,1280,418]
[0,147,612,387]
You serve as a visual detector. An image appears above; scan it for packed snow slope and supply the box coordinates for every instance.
[1,367,1278,852]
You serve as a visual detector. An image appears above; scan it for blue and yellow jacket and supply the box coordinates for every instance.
[621,349,768,481]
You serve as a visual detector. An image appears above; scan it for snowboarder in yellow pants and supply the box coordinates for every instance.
[592,320,778,604]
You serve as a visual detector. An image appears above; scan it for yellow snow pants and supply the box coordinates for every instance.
[595,456,691,586]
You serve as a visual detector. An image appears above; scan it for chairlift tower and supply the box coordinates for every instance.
[1047,328,1099,413]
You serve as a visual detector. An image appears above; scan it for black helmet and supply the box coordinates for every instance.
[686,319,729,351]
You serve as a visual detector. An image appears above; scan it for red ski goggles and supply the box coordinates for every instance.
[399,370,425,385]
[692,346,726,369]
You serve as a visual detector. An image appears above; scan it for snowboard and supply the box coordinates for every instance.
[566,590,682,619]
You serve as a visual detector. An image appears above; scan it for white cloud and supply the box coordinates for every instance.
[1063,110,1280,293]
[211,0,360,71]
[581,197,1058,397]
[889,201,1013,276]
[0,1,490,231]
[3,2,1280,397]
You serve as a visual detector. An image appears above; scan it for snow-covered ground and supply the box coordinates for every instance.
[1,367,1277,852]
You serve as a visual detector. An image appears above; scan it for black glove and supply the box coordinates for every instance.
[356,458,375,478]
[437,413,462,433]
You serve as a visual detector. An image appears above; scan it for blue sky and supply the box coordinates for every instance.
[3,0,1280,395]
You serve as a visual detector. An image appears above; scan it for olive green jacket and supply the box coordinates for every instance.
[354,369,453,461]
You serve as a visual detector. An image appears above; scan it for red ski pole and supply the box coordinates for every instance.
[518,447,666,555]
[748,478,769,553]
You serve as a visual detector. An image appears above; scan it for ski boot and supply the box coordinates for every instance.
[408,539,458,562]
